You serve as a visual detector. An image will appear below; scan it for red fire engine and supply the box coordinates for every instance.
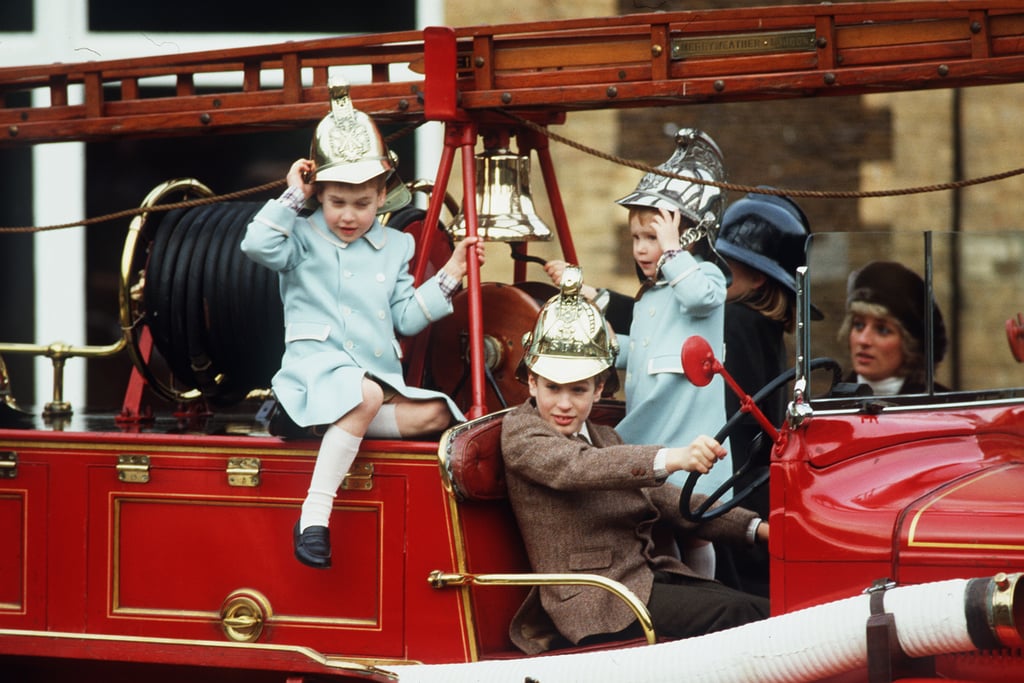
[1,2,1024,681]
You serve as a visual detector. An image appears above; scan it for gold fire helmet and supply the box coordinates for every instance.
[516,265,620,392]
[615,127,725,250]
[310,79,410,213]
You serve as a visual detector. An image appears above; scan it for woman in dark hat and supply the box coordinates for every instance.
[838,261,948,395]
[717,189,821,425]
[712,188,818,597]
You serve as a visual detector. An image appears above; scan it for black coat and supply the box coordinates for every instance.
[716,302,786,598]
[723,302,788,485]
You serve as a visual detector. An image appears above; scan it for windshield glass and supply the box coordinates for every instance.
[805,230,1024,399]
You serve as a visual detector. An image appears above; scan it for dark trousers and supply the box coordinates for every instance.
[578,572,769,646]
[715,539,770,598]
[648,573,769,638]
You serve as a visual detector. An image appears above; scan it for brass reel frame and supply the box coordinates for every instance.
[119,178,214,404]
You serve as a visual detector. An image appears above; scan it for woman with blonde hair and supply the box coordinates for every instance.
[839,260,948,395]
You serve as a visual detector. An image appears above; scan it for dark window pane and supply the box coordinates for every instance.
[0,146,36,407]
[0,0,33,31]
[89,1,415,33]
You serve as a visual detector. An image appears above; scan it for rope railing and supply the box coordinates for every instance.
[507,112,1024,201]
[0,122,424,234]
[3,116,1023,234]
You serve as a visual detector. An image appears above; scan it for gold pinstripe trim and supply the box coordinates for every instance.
[907,465,1024,551]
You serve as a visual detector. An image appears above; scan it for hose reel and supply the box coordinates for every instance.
[121,179,282,406]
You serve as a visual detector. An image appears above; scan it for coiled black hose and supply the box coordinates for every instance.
[143,201,281,405]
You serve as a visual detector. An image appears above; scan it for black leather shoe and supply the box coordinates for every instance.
[293,521,331,569]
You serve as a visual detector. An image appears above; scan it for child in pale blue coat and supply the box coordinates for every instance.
[542,130,732,505]
[241,85,484,569]
[612,129,732,502]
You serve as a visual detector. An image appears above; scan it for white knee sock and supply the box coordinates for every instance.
[365,404,401,439]
[300,425,361,531]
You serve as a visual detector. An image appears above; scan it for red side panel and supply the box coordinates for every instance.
[772,405,1024,614]
[0,432,472,671]
[0,460,47,630]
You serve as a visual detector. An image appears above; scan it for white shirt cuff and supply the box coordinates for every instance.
[653,448,669,481]
[746,518,763,546]
[276,185,306,212]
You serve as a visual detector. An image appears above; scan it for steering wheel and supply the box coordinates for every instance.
[679,357,842,523]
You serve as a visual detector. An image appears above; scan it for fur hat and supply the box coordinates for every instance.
[846,261,947,364]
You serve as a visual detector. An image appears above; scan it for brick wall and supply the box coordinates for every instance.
[444,0,1024,389]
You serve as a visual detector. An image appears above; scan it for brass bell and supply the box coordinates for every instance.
[450,148,553,242]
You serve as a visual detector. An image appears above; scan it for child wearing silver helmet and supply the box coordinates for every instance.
[241,81,485,569]
[612,129,732,498]
[542,128,733,502]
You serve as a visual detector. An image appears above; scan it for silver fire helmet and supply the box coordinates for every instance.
[615,128,726,250]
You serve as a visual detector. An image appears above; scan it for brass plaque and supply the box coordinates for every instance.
[672,29,816,60]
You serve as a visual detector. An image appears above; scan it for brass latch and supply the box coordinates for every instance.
[220,588,272,643]
[341,462,374,490]
[117,454,150,483]
[226,457,261,487]
[0,451,16,479]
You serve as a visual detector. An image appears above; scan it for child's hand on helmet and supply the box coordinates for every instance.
[544,259,599,301]
[286,158,317,199]
[651,207,683,253]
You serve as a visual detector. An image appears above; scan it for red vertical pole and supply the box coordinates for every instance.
[520,127,577,265]
[412,131,457,286]
[423,26,458,122]
[421,27,485,416]
[116,326,154,425]
[455,123,487,419]
[404,126,460,388]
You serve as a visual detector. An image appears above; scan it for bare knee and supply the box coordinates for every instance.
[335,379,384,434]
[360,380,385,416]
[395,399,454,437]
[421,400,454,433]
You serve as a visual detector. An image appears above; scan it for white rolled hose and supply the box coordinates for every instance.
[388,574,1022,683]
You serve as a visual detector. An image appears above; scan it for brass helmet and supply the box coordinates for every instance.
[615,128,726,250]
[310,79,410,213]
[516,266,620,393]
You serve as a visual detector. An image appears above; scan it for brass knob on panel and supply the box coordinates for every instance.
[220,588,272,643]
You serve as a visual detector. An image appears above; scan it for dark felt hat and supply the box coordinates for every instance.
[846,261,948,364]
[716,188,823,319]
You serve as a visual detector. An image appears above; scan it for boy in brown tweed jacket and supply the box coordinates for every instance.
[501,266,768,654]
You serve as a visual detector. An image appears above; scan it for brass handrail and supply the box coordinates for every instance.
[0,337,126,416]
[428,569,657,645]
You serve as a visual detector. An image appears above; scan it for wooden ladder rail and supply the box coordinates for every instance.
[2,1,1024,147]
